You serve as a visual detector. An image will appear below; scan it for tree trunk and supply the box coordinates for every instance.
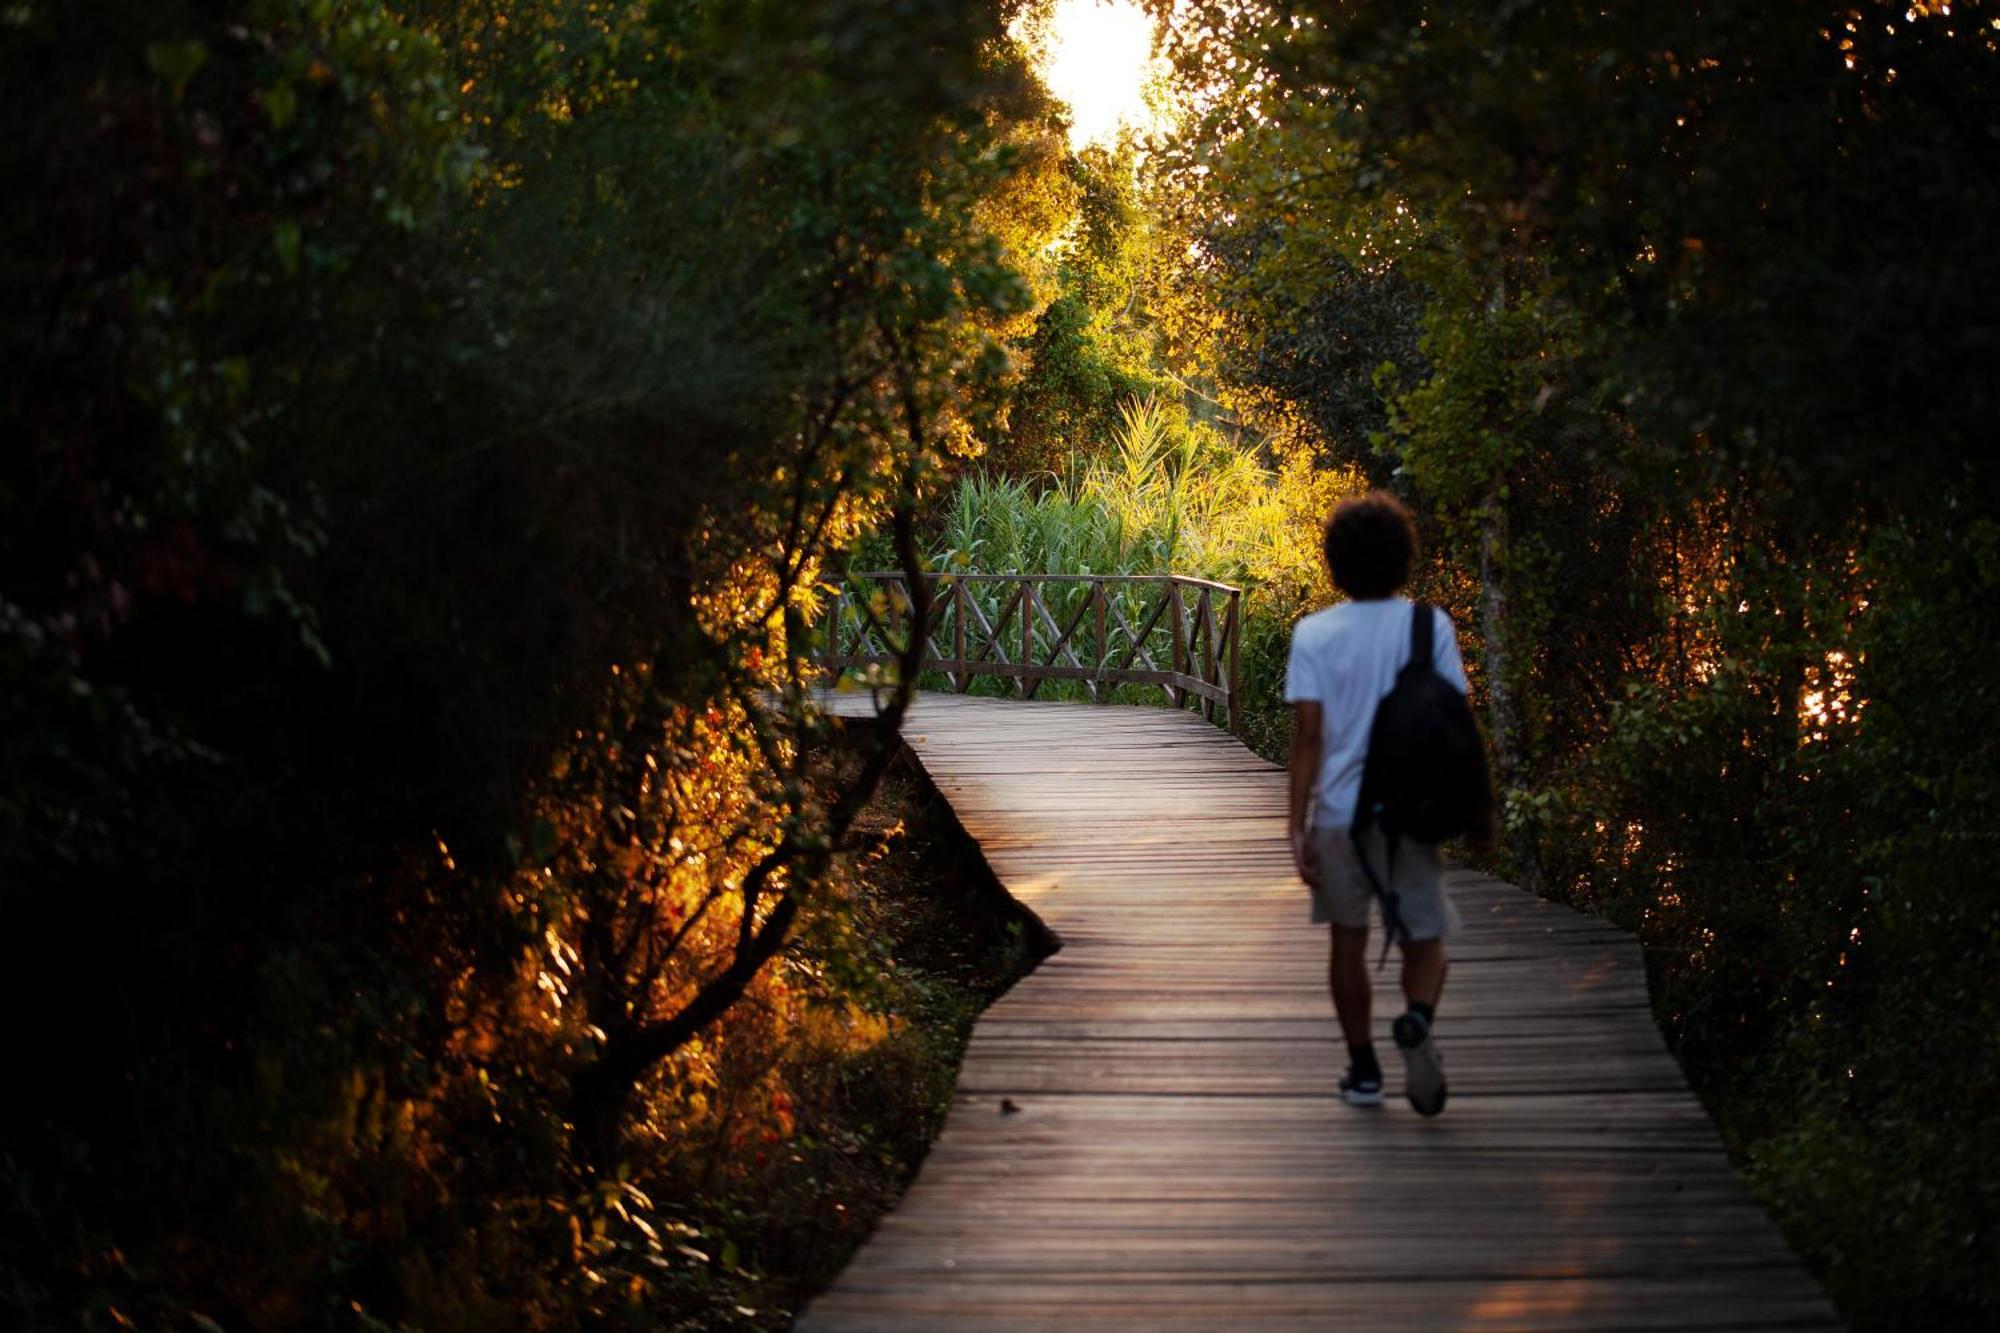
[568,1055,639,1176]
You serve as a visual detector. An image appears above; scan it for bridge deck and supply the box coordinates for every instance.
[800,693,1838,1330]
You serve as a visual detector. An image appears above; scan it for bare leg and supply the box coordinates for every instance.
[1329,925,1372,1048]
[1400,937,1448,1012]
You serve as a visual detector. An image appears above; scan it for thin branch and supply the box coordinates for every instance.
[583,341,933,1093]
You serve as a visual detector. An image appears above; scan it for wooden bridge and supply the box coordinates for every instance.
[824,572,1247,730]
[798,683,1840,1329]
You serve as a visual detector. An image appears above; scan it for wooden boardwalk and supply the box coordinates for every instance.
[801,694,1839,1331]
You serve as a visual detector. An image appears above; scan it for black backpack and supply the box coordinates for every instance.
[1351,602,1493,951]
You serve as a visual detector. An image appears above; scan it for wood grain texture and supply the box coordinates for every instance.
[799,693,1838,1331]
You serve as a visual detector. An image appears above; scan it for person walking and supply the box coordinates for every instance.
[1284,491,1480,1116]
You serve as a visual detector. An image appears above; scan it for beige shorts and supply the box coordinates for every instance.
[1308,823,1459,939]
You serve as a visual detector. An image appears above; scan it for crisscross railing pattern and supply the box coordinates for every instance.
[820,572,1244,733]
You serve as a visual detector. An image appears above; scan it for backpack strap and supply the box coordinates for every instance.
[1380,836,1406,968]
[1350,824,1411,970]
[1409,599,1433,670]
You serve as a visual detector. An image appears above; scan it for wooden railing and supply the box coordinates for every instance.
[821,572,1245,733]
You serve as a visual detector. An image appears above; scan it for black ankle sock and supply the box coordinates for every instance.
[1409,1001,1436,1026]
[1348,1042,1381,1080]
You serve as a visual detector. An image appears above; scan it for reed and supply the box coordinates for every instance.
[853,394,1366,736]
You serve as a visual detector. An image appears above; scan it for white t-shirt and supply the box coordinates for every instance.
[1283,597,1471,830]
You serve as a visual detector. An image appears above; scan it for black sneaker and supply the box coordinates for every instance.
[1393,1010,1447,1117]
[1339,1067,1384,1107]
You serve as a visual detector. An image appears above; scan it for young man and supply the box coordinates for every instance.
[1285,491,1468,1115]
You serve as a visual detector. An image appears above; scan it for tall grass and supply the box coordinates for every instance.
[861,394,1366,746]
[935,395,1343,593]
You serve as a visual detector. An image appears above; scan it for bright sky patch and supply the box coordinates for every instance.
[1039,0,1160,149]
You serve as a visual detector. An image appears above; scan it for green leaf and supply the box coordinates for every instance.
[145,39,208,100]
[216,356,251,402]
[272,220,302,277]
[263,81,298,131]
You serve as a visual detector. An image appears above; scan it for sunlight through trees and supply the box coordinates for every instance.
[4,1,1996,1327]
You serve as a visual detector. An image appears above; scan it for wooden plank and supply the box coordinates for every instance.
[799,693,1840,1329]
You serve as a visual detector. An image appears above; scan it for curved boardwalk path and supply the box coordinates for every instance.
[801,694,1839,1331]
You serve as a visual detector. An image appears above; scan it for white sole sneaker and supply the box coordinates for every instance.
[1339,1074,1384,1107]
[1393,1012,1447,1117]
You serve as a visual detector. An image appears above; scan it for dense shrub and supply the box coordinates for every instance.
[1161,1,2000,1322]
[1,0,1062,1325]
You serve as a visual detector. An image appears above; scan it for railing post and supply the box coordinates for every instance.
[1199,588,1217,724]
[1227,588,1242,735]
[1020,580,1035,698]
[1092,580,1107,704]
[1168,579,1185,708]
[952,577,968,692]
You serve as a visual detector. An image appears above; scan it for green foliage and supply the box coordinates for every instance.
[906,394,1360,746]
[2,0,1061,1326]
[1163,2,2000,1323]
[940,394,1347,587]
[995,145,1183,476]
[580,761,1045,1331]
[1000,292,1153,476]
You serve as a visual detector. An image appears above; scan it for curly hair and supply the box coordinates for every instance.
[1322,491,1418,600]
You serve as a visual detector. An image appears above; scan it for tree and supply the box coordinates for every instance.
[998,144,1181,476]
[1,0,1061,1323]
[1157,3,2000,1323]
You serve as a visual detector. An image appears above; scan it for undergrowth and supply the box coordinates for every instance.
[660,750,1046,1329]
